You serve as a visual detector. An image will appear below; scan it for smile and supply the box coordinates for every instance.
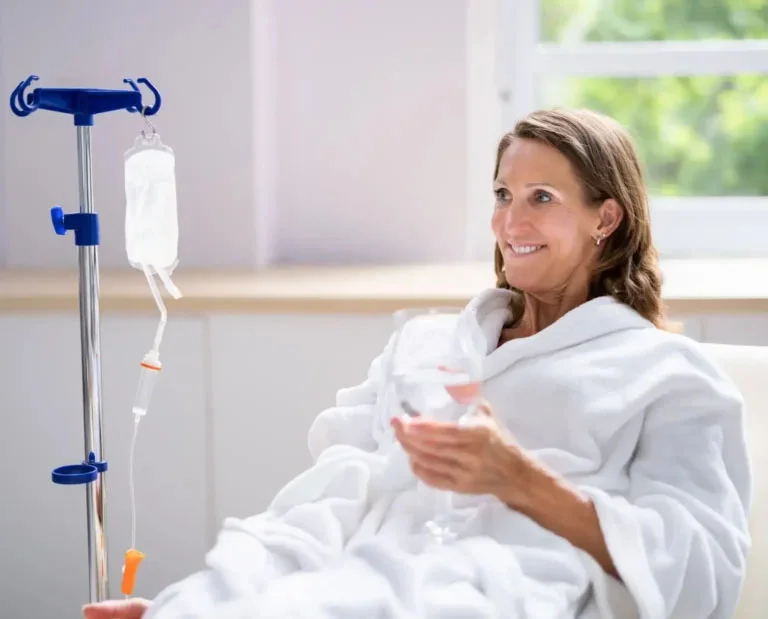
[507,243,546,256]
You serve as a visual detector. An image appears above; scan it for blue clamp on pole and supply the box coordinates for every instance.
[51,206,100,246]
[52,452,108,485]
[9,75,161,126]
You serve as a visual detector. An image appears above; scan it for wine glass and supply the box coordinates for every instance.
[386,306,484,544]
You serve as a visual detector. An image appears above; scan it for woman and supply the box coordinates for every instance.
[85,109,751,619]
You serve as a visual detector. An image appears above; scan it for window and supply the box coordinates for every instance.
[478,0,768,260]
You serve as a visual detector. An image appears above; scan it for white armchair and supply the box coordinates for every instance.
[702,344,768,618]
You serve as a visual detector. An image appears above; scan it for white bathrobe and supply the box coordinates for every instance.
[144,289,751,619]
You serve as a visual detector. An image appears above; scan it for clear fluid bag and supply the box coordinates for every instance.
[124,132,179,276]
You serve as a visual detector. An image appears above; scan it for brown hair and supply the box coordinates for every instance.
[493,108,666,329]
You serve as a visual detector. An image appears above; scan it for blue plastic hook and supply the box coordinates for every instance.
[9,75,162,125]
[123,78,162,115]
[9,75,39,117]
[52,452,108,485]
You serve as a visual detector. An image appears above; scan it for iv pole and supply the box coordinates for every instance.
[9,75,162,603]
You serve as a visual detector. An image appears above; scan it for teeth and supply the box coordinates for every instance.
[509,244,543,255]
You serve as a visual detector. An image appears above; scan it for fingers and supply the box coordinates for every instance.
[83,599,150,619]
[393,416,475,445]
[395,416,494,451]
[391,403,521,497]
[392,417,486,492]
[402,433,471,473]
[411,462,456,490]
[405,440,464,491]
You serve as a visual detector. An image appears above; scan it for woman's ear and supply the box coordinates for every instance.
[596,198,623,238]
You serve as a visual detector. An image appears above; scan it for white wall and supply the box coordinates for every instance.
[273,0,470,264]
[0,0,474,269]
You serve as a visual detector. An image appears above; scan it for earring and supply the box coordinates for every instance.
[595,233,606,246]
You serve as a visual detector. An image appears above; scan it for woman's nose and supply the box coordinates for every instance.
[501,200,528,229]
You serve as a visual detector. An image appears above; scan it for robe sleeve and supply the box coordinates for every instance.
[582,345,752,619]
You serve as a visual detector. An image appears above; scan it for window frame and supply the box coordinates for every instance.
[470,0,768,261]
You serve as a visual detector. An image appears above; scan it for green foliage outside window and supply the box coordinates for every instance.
[538,0,768,196]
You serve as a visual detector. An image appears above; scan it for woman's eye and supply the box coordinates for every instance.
[533,190,552,204]
[494,188,509,202]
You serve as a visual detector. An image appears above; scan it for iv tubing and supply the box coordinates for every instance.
[142,264,167,353]
[124,265,166,586]
[128,415,140,552]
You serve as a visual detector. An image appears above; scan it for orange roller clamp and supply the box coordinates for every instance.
[121,549,145,596]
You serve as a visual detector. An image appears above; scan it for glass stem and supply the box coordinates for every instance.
[433,486,454,521]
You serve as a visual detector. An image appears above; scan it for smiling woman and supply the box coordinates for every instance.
[491,108,665,335]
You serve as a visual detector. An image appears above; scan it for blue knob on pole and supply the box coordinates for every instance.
[50,206,100,246]
[50,206,67,236]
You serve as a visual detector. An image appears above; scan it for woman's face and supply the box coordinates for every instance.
[491,138,617,299]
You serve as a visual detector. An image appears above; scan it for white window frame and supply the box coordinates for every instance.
[466,0,768,261]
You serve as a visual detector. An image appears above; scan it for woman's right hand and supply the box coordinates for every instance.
[82,598,151,619]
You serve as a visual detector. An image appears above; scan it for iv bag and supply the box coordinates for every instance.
[124,133,179,279]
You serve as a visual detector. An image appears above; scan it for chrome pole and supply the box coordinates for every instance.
[76,125,110,602]
[10,74,162,606]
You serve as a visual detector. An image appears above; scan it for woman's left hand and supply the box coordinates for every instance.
[391,402,530,504]
[393,402,621,580]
